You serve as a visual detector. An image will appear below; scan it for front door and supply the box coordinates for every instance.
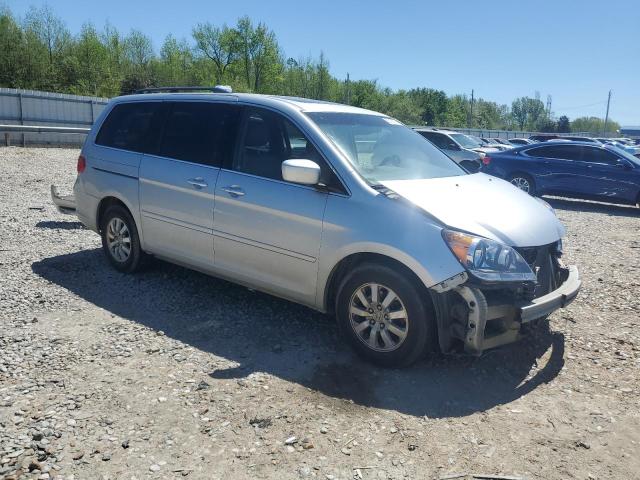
[578,146,637,202]
[139,101,240,268]
[212,107,332,306]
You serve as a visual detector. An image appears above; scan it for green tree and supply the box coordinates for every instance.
[444,95,468,128]
[571,116,620,134]
[121,29,155,92]
[158,35,195,86]
[235,16,281,93]
[0,9,26,88]
[192,23,238,84]
[557,115,570,133]
[407,88,447,126]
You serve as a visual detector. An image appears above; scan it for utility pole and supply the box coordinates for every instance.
[546,95,552,118]
[345,73,351,105]
[468,89,474,128]
[603,90,612,136]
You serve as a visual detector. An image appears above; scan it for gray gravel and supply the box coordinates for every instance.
[1,147,639,480]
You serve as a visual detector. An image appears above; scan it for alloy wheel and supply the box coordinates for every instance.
[348,283,409,352]
[106,217,131,262]
[511,177,531,193]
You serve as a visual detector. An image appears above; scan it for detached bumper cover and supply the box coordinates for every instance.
[51,185,76,214]
[519,265,581,323]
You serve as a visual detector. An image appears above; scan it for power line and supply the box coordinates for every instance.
[555,100,607,111]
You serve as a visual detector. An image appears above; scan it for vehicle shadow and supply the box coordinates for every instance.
[32,249,565,419]
[36,220,85,230]
[546,197,640,217]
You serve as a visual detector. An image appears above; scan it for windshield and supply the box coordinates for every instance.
[306,112,465,182]
[450,133,481,149]
[607,145,640,166]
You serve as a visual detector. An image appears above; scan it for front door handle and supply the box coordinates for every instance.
[221,185,245,197]
[187,177,208,188]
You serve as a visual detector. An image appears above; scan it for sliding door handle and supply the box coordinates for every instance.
[187,178,208,188]
[221,185,245,197]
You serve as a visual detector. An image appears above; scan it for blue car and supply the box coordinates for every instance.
[481,142,640,208]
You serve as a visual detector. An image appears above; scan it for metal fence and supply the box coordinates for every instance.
[0,88,108,146]
[0,88,604,147]
[428,127,595,140]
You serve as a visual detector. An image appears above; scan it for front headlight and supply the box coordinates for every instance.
[443,229,536,282]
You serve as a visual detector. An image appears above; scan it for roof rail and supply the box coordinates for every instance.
[134,85,233,94]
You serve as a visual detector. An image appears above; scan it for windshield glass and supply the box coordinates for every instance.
[607,145,640,166]
[306,112,465,182]
[450,133,481,149]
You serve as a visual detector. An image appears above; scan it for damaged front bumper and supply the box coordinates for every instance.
[432,265,581,355]
[51,185,76,214]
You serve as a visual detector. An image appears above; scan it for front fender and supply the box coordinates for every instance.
[315,193,465,311]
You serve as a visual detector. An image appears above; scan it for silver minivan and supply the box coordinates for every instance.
[54,89,581,367]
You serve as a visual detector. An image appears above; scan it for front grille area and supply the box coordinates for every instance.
[515,242,563,299]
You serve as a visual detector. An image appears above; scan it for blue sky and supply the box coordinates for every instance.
[6,0,640,125]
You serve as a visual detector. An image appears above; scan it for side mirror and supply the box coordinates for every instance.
[281,159,321,185]
[447,143,461,151]
[616,160,633,170]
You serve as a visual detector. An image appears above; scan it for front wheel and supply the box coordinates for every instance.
[335,264,436,367]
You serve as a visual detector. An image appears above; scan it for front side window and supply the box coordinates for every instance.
[159,102,240,166]
[581,147,619,165]
[95,102,165,153]
[233,108,341,189]
[450,133,481,149]
[307,112,465,183]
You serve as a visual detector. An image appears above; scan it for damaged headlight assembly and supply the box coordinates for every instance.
[443,229,536,282]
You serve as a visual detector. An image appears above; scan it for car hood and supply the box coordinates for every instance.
[381,173,565,247]
[471,146,500,154]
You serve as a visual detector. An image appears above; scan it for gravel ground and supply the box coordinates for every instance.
[1,147,639,480]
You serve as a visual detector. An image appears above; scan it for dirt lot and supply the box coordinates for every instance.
[1,147,639,480]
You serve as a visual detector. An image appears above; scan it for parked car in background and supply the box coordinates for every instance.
[531,135,601,144]
[529,134,559,142]
[52,89,581,366]
[477,137,511,151]
[413,128,487,171]
[507,138,535,146]
[481,141,640,207]
[595,138,640,157]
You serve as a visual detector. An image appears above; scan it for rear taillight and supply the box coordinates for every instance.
[77,155,86,173]
[482,155,491,166]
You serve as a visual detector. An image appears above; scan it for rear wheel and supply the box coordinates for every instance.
[508,173,536,195]
[100,205,145,273]
[335,264,435,367]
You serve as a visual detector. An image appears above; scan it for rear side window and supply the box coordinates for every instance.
[96,102,165,154]
[419,132,449,149]
[526,145,581,161]
[159,102,240,166]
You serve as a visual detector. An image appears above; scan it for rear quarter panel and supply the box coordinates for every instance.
[483,151,553,193]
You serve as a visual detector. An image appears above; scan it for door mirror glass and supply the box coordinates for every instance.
[281,159,321,185]
[447,142,460,151]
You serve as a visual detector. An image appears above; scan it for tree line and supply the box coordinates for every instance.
[0,5,620,134]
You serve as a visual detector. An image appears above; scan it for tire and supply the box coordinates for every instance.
[335,264,436,368]
[508,173,536,196]
[100,205,145,273]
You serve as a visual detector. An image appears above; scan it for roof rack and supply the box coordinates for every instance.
[134,85,233,94]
